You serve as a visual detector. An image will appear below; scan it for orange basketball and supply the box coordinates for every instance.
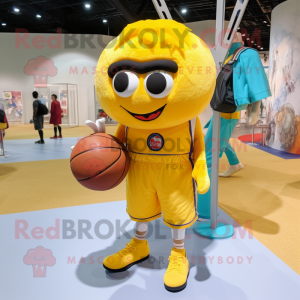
[70,133,130,191]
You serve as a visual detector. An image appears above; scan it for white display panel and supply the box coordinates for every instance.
[35,84,78,127]
[1,91,23,123]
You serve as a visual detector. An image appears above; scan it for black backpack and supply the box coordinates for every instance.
[0,109,5,123]
[210,47,250,113]
[37,101,49,115]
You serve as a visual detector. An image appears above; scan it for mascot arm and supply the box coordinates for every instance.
[114,123,126,144]
[70,118,106,150]
[192,117,210,194]
[85,118,106,133]
[84,119,126,143]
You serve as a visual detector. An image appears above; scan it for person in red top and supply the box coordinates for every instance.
[49,94,63,139]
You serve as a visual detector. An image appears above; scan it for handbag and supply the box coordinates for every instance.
[210,47,250,113]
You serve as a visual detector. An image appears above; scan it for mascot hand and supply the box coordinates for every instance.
[192,163,210,194]
[70,118,106,150]
[85,118,106,133]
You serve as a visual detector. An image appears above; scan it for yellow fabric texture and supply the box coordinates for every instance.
[95,19,216,130]
[126,121,191,155]
[192,117,210,194]
[164,248,189,289]
[103,237,150,270]
[118,120,201,228]
[126,153,197,228]
[96,19,216,230]
[114,123,126,143]
[220,54,241,120]
[221,111,240,120]
[0,123,7,130]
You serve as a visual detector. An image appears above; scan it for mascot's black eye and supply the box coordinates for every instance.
[114,72,128,93]
[146,73,166,94]
[144,71,174,98]
[113,71,139,97]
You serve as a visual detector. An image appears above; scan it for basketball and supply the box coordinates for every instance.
[70,133,130,191]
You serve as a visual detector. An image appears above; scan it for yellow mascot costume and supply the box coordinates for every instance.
[95,19,216,292]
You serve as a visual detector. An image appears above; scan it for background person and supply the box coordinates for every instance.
[49,94,63,139]
[0,101,9,138]
[206,32,245,178]
[197,32,271,219]
[32,91,45,144]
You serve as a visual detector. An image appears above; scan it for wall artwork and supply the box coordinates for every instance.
[266,4,300,154]
[2,91,23,122]
[59,90,68,115]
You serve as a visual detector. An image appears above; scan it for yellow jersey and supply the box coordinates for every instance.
[125,119,196,156]
[124,119,198,229]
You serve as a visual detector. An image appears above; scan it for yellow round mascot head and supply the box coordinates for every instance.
[95,19,216,129]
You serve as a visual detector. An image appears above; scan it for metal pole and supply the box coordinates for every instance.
[0,130,5,157]
[215,0,226,67]
[210,0,226,230]
[151,0,173,20]
[210,0,250,231]
[210,111,221,229]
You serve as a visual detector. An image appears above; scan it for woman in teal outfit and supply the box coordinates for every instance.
[197,33,272,219]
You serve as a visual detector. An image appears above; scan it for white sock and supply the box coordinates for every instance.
[171,228,185,250]
[134,222,149,240]
[219,163,244,177]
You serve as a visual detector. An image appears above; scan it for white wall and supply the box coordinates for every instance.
[0,32,113,125]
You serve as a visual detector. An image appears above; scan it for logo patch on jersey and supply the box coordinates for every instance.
[147,133,164,151]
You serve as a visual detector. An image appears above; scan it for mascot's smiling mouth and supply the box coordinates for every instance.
[121,104,167,121]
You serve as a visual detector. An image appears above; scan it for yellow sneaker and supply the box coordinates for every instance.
[103,237,150,272]
[164,248,190,292]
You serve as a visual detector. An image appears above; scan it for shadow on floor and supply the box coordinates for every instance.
[0,164,17,179]
[280,181,300,199]
[76,219,213,289]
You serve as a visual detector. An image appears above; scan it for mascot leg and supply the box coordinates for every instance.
[103,222,150,272]
[164,228,189,292]
[134,222,149,240]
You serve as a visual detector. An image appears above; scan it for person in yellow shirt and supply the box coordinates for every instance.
[94,20,216,292]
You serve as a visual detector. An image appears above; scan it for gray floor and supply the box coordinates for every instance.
[0,201,299,300]
[0,137,77,163]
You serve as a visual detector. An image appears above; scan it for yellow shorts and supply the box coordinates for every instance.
[126,153,197,229]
